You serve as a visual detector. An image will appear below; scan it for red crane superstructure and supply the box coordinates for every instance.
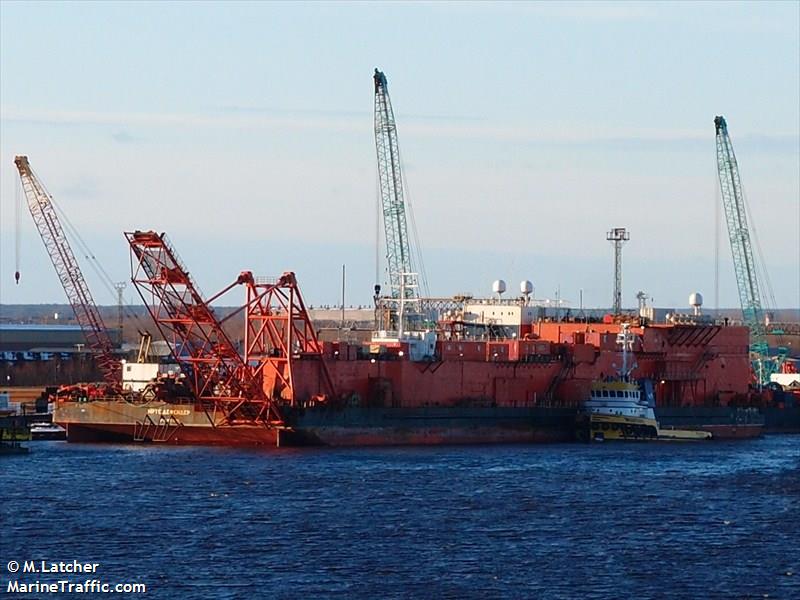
[243,271,335,407]
[14,156,122,391]
[126,230,333,426]
[49,228,765,446]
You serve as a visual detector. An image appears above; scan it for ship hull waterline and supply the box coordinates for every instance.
[54,400,576,447]
[53,399,766,446]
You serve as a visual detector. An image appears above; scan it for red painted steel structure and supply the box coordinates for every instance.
[126,230,282,424]
[14,156,122,390]
[46,230,768,446]
[243,272,335,406]
[55,235,765,446]
[126,231,335,425]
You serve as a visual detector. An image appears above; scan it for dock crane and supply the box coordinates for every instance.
[14,156,121,391]
[373,68,421,302]
[714,116,781,385]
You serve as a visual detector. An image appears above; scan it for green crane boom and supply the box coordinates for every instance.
[714,116,777,384]
[373,68,418,300]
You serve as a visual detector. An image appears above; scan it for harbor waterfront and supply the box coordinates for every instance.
[1,437,798,598]
[1,2,797,599]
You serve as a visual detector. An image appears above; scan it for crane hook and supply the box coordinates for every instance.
[15,271,20,285]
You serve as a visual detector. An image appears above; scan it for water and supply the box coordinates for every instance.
[2,437,799,599]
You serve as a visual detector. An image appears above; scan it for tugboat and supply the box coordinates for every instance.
[577,324,711,442]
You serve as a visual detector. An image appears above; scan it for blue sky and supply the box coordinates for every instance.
[1,1,798,313]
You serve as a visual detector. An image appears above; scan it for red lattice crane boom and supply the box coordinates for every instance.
[126,230,275,422]
[127,231,334,425]
[14,156,121,390]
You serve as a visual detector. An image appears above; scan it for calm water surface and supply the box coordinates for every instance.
[2,437,799,599]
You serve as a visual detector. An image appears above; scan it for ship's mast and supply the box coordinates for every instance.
[616,323,635,379]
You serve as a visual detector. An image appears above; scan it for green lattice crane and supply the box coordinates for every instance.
[714,116,781,384]
[373,68,419,301]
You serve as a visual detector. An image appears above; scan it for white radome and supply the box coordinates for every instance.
[689,292,703,308]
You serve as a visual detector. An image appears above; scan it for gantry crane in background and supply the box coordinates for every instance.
[714,116,783,385]
[14,156,122,391]
[126,230,334,425]
[373,68,424,303]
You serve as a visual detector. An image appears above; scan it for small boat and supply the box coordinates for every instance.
[29,422,67,441]
[577,324,711,442]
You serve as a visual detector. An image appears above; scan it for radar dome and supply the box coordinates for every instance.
[689,292,703,316]
[492,280,507,295]
[520,280,533,295]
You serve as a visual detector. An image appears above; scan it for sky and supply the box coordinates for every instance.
[0,1,798,314]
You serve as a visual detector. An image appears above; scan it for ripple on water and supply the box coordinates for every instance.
[2,437,799,599]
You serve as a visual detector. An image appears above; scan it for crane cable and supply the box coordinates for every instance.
[714,162,720,315]
[30,165,118,299]
[375,169,381,289]
[713,140,777,319]
[52,197,148,330]
[740,183,778,313]
[21,164,148,331]
[396,145,430,298]
[14,175,21,284]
